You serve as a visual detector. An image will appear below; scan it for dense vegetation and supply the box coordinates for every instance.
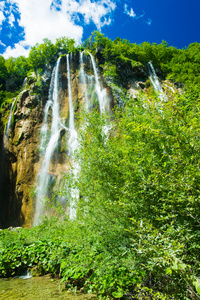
[0,31,200,103]
[0,32,200,299]
[1,31,200,133]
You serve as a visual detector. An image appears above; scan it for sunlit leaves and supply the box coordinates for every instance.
[72,87,200,298]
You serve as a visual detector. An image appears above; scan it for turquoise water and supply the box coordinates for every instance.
[0,274,97,300]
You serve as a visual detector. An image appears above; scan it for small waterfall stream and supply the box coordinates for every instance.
[34,57,61,225]
[148,62,167,102]
[79,51,89,110]
[67,54,75,134]
[88,52,109,113]
[5,98,17,137]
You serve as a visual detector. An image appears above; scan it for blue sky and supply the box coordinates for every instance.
[0,0,199,58]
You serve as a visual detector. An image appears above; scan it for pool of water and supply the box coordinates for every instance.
[0,274,97,300]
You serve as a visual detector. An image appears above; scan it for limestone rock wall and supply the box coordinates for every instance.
[0,70,51,228]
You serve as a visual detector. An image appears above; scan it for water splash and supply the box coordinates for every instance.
[34,57,61,226]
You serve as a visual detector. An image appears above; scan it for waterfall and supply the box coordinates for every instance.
[67,54,74,132]
[33,52,111,224]
[148,62,167,102]
[79,51,89,110]
[66,54,79,154]
[5,98,17,137]
[34,57,61,226]
[66,54,79,219]
[88,52,109,113]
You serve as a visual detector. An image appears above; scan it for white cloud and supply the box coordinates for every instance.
[2,0,116,58]
[77,0,116,30]
[3,42,30,58]
[146,18,152,26]
[124,4,136,18]
[124,3,151,26]
[0,11,5,25]
[8,13,15,27]
[0,40,6,47]
[0,1,5,11]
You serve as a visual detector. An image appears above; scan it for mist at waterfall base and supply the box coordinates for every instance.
[33,52,110,225]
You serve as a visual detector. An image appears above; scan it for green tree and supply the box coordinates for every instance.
[5,56,30,91]
[55,37,76,53]
[0,55,8,90]
[66,88,200,298]
[28,39,57,70]
[168,43,200,84]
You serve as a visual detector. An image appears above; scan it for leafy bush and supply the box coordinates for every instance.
[0,217,70,277]
[63,87,200,299]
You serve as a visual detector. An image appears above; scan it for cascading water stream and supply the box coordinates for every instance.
[66,54,79,219]
[88,52,109,113]
[34,53,111,224]
[79,51,89,110]
[34,57,61,226]
[5,98,17,137]
[87,52,112,139]
[148,62,167,102]
[67,54,75,133]
[66,54,79,154]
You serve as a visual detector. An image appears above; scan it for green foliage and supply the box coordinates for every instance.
[84,31,200,88]
[5,56,30,92]
[63,86,200,299]
[55,37,76,53]
[102,63,118,81]
[0,217,70,277]
[28,37,77,71]
[28,38,57,71]
[1,33,199,131]
[168,42,200,84]
[0,55,8,90]
[2,85,200,298]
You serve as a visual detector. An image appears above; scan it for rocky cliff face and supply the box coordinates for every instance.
[0,72,50,228]
[0,52,148,228]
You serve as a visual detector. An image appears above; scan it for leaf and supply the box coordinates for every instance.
[112,290,124,298]
[194,278,200,295]
[165,268,172,275]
